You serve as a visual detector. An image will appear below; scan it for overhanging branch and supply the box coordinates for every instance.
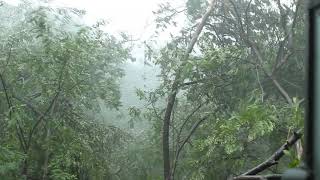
[235,129,302,178]
[233,174,282,180]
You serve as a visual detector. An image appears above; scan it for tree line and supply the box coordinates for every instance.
[0,0,305,179]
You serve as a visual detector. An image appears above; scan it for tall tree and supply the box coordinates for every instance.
[144,0,305,179]
[160,1,216,179]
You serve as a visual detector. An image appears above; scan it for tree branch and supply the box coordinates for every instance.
[236,129,302,177]
[271,0,301,75]
[0,46,29,153]
[25,58,67,151]
[229,0,293,105]
[233,174,282,180]
[0,72,27,152]
[249,41,293,105]
[25,91,60,151]
[171,115,210,178]
[12,95,43,116]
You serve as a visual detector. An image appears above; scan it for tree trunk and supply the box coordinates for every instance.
[161,1,216,179]
[21,159,29,179]
[42,127,51,180]
[163,92,177,180]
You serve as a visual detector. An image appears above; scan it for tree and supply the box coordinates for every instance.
[0,2,130,179]
[142,0,305,179]
[0,0,306,179]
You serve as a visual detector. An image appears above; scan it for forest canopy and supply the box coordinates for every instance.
[0,0,305,179]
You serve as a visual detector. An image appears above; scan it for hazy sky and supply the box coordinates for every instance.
[50,0,185,61]
[3,0,166,38]
[51,0,163,38]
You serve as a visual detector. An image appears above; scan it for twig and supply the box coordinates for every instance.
[255,66,264,102]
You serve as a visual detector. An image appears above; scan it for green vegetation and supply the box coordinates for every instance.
[0,0,305,179]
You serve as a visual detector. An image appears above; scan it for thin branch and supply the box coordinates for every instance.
[25,58,67,150]
[204,24,226,46]
[171,108,220,178]
[180,79,207,87]
[276,0,288,35]
[282,78,302,89]
[229,0,246,38]
[171,115,210,177]
[271,0,301,74]
[151,102,163,121]
[255,66,264,102]
[0,72,27,152]
[1,43,13,74]
[270,76,292,105]
[249,41,292,105]
[175,102,205,149]
[0,73,12,116]
[163,8,187,22]
[272,52,293,75]
[12,95,43,116]
[25,91,59,150]
[229,0,293,105]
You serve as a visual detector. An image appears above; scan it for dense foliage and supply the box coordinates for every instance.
[138,0,305,179]
[0,0,305,180]
[0,2,130,179]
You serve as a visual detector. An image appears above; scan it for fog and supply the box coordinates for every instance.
[0,0,305,179]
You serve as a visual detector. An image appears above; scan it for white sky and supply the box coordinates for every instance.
[49,0,185,64]
[3,0,181,39]
[50,0,163,38]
